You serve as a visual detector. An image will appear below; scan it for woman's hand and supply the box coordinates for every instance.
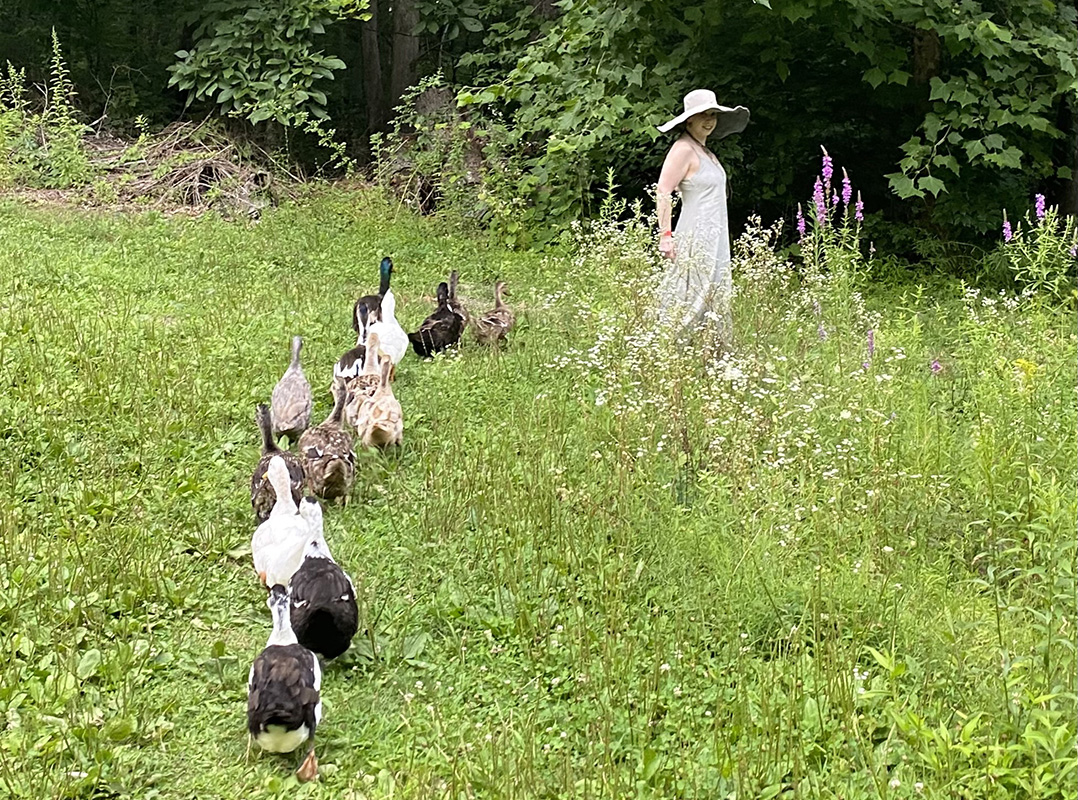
[659,234,677,260]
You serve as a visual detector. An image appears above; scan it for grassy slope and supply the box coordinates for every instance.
[0,190,1074,800]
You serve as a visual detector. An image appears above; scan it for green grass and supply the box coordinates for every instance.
[0,189,1074,800]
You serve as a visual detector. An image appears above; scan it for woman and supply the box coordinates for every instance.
[655,89,749,338]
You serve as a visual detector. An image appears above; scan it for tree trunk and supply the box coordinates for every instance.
[389,0,419,114]
[360,0,386,132]
[912,29,940,85]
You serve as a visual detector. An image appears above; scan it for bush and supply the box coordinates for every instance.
[0,31,93,190]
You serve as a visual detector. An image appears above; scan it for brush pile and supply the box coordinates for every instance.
[83,121,279,217]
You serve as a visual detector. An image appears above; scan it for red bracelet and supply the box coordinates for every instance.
[660,230,673,238]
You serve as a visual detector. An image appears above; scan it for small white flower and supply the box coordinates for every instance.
[660,663,670,672]
[889,778,901,789]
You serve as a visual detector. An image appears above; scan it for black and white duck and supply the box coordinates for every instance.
[251,404,305,524]
[289,498,359,660]
[408,281,464,358]
[298,378,355,503]
[251,456,310,587]
[271,336,313,446]
[247,583,322,782]
[352,256,393,332]
[334,305,368,381]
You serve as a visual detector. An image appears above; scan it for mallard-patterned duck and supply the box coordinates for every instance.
[298,378,356,503]
[247,584,321,782]
[344,331,383,430]
[367,289,408,369]
[352,256,393,332]
[474,280,515,346]
[251,404,305,524]
[271,336,313,445]
[251,456,310,587]
[355,356,403,449]
[408,281,464,358]
[289,498,358,660]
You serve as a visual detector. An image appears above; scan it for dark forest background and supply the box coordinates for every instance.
[0,0,1075,252]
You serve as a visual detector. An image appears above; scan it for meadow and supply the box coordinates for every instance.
[0,183,1074,800]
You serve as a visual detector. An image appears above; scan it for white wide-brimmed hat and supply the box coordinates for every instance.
[657,89,750,138]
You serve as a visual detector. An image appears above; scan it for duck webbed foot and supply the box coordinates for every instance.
[296,747,318,782]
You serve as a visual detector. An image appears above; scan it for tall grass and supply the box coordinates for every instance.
[0,185,1073,799]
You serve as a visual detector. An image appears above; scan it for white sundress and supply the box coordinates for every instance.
[656,152,733,338]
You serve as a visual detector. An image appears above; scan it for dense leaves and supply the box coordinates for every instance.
[166,0,354,126]
[0,0,1074,242]
[460,0,1076,238]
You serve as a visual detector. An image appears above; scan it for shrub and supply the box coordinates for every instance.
[0,30,93,189]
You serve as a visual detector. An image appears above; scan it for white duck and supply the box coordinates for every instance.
[251,456,311,587]
[247,584,322,782]
[366,289,408,371]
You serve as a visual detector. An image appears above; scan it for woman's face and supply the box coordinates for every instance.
[686,110,718,142]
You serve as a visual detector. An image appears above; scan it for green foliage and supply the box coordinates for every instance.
[0,32,93,189]
[459,0,692,239]
[0,179,1074,796]
[373,74,532,246]
[884,2,1077,203]
[455,0,1076,239]
[166,0,357,126]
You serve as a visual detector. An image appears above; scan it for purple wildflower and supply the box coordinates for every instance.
[796,203,806,239]
[1070,241,1077,258]
[818,323,828,341]
[930,358,943,375]
[831,190,840,207]
[854,191,864,222]
[862,361,871,371]
[1003,213,1013,242]
[1035,194,1046,221]
[821,146,833,186]
[813,178,827,226]
[866,328,875,358]
[841,168,852,206]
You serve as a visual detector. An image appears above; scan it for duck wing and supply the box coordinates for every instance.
[247,644,320,739]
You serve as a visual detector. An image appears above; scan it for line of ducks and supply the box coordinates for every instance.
[242,258,516,781]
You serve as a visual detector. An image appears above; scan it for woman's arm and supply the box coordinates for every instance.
[657,142,694,259]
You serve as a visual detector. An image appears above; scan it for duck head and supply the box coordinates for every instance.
[266,455,291,495]
[379,257,393,294]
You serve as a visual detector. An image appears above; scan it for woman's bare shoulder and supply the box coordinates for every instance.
[666,139,695,156]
